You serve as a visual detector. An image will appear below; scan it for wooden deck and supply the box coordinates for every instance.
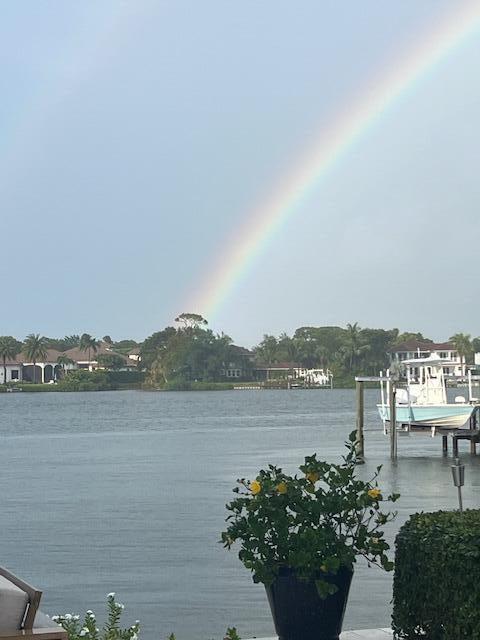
[249,631,392,639]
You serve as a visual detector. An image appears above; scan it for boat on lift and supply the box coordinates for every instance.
[377,355,475,431]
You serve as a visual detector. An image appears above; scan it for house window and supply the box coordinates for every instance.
[11,370,19,380]
[439,352,447,359]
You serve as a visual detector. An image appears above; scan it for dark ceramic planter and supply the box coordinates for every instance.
[264,566,353,640]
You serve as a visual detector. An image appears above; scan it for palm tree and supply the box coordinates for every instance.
[62,334,80,350]
[0,336,20,385]
[344,323,364,372]
[23,334,48,383]
[79,334,100,369]
[449,333,472,375]
[56,354,75,379]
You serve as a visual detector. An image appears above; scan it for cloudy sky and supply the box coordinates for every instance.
[2,1,479,347]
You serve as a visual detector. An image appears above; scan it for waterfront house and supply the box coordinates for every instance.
[389,340,464,377]
[221,345,255,379]
[0,349,63,383]
[0,342,135,383]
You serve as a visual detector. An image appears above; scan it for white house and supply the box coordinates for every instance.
[0,343,136,384]
[389,341,463,377]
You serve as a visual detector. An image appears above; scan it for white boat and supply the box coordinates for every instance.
[377,356,475,431]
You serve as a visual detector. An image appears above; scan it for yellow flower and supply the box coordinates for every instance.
[276,482,287,494]
[306,472,320,484]
[368,488,382,500]
[320,564,328,572]
[250,480,262,495]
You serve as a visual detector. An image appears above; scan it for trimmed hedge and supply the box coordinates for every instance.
[393,510,480,639]
[105,370,144,384]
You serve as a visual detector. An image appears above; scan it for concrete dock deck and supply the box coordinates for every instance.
[251,631,392,639]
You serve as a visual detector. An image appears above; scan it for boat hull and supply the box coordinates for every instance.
[377,403,474,429]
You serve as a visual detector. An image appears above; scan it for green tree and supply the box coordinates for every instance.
[0,336,20,385]
[343,322,367,372]
[255,335,279,365]
[56,354,75,378]
[277,333,304,364]
[112,339,138,355]
[62,334,80,350]
[140,327,176,370]
[79,334,100,366]
[174,313,208,329]
[359,328,398,375]
[96,353,125,370]
[472,337,480,355]
[449,333,472,373]
[394,331,432,345]
[23,334,48,383]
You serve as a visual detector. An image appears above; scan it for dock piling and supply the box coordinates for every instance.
[355,380,365,462]
[389,379,397,461]
[442,435,448,455]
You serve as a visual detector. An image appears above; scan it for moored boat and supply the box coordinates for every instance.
[377,356,475,431]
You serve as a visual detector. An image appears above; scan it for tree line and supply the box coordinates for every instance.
[1,315,478,387]
[0,333,135,384]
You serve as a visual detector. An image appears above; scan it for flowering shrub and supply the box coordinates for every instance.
[52,593,139,640]
[221,431,400,596]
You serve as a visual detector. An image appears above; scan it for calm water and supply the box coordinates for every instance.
[1,389,479,639]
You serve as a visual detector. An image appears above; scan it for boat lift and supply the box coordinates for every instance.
[355,371,480,461]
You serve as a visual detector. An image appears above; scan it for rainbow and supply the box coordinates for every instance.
[183,1,480,322]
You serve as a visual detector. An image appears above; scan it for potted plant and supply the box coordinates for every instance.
[221,432,399,640]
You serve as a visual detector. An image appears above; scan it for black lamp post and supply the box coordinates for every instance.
[451,457,465,512]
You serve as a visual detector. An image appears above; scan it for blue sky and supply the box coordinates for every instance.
[2,1,479,347]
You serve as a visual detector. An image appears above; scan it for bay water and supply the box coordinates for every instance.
[1,389,479,639]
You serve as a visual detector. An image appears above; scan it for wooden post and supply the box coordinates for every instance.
[470,407,478,455]
[389,380,397,461]
[355,380,365,462]
[453,436,459,457]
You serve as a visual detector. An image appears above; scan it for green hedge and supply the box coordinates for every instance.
[105,370,144,384]
[393,510,480,639]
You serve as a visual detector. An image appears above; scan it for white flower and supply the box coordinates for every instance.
[73,615,80,621]
[79,629,88,637]
[131,634,138,640]
[51,616,59,622]
[88,613,96,619]
[86,610,93,615]
[116,603,125,610]
[64,614,72,621]
[107,592,115,598]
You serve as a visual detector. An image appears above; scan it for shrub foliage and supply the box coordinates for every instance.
[222,432,399,595]
[393,510,480,639]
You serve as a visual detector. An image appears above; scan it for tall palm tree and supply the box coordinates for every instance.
[56,354,75,379]
[23,334,48,383]
[79,334,100,369]
[449,333,472,375]
[0,336,20,385]
[344,322,364,372]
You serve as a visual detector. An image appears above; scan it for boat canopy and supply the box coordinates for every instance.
[402,355,457,367]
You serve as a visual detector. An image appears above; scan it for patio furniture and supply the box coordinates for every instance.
[0,567,67,640]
